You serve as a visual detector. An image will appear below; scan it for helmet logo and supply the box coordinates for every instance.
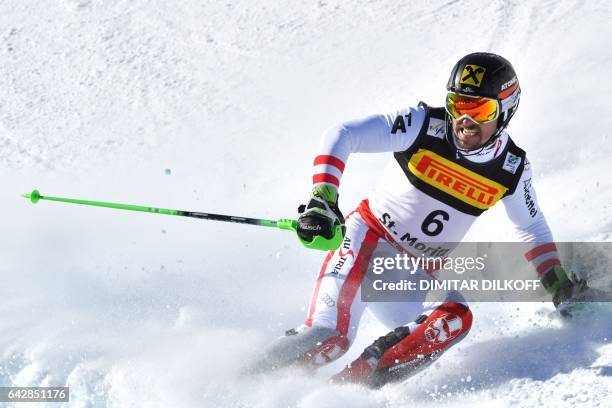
[460,65,486,87]
[500,76,518,91]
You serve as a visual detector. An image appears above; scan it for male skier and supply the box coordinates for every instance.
[252,52,585,387]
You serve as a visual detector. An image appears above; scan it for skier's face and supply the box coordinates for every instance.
[451,116,498,150]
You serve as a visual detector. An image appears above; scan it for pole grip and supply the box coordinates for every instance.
[276,219,343,251]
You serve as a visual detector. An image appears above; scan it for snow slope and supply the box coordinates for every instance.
[1,0,611,407]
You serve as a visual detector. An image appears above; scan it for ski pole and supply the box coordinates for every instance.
[21,189,342,251]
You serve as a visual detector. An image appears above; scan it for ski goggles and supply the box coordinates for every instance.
[445,92,500,124]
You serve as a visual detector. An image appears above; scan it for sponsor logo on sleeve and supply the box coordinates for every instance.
[523,178,538,217]
[502,152,521,174]
[426,118,445,139]
[391,113,412,134]
[408,149,508,210]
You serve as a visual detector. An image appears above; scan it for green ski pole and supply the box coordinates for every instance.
[22,189,343,251]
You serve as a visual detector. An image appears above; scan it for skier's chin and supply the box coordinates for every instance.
[455,128,483,150]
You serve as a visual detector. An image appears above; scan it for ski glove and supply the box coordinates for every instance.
[541,264,588,318]
[297,185,345,242]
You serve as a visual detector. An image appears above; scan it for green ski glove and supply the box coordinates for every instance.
[297,185,345,243]
[541,264,588,318]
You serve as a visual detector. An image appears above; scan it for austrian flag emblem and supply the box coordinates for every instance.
[425,313,463,344]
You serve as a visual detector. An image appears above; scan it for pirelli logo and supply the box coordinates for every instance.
[408,149,508,209]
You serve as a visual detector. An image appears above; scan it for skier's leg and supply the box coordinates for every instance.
[244,325,348,374]
[333,291,472,387]
[247,211,381,373]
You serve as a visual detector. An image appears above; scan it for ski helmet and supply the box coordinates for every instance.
[446,52,521,145]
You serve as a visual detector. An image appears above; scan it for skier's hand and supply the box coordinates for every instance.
[297,185,345,242]
[541,265,588,318]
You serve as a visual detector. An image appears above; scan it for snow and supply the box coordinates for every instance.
[1,0,612,407]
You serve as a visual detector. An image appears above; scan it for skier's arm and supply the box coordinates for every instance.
[312,106,425,190]
[502,160,558,272]
[297,106,425,242]
[502,160,584,313]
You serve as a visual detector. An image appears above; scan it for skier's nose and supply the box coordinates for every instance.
[458,115,478,126]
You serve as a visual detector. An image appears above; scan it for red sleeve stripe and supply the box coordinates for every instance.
[525,243,558,261]
[536,258,561,275]
[314,155,345,173]
[313,173,340,186]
